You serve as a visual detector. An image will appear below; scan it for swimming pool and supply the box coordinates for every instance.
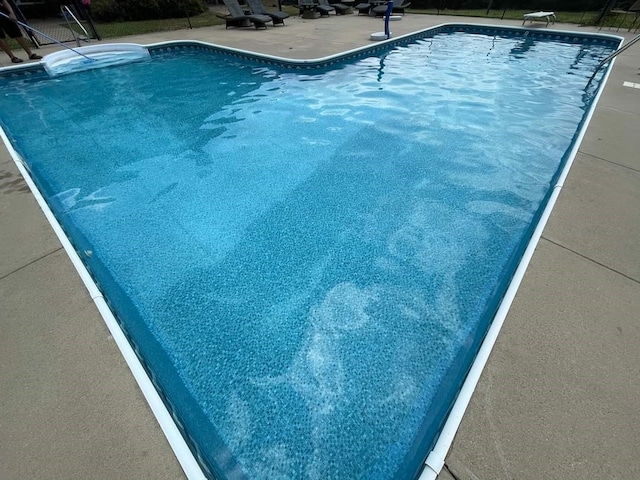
[0,24,619,480]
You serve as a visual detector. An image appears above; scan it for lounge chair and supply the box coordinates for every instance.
[372,0,410,16]
[246,0,290,25]
[217,0,273,29]
[318,0,351,15]
[355,0,375,15]
[309,0,334,17]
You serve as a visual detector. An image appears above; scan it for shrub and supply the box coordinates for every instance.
[409,0,609,11]
[91,0,207,22]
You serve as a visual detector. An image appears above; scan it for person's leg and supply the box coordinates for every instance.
[0,34,22,62]
[0,37,14,58]
[14,35,39,59]
[1,14,40,60]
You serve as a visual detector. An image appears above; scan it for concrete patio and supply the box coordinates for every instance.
[1,11,638,480]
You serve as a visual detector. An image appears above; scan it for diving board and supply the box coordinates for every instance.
[523,11,556,27]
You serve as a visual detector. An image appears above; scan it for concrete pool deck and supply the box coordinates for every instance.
[0,12,638,480]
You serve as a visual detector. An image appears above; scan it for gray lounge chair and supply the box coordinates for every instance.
[246,0,290,25]
[294,0,333,18]
[355,0,375,15]
[318,0,351,15]
[310,0,334,17]
[372,0,411,16]
[217,0,273,29]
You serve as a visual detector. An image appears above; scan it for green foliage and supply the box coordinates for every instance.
[407,8,621,26]
[91,0,207,22]
[409,0,609,11]
[95,11,224,38]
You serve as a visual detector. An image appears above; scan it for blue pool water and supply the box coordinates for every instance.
[0,25,618,479]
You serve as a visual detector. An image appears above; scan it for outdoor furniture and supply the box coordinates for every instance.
[313,0,335,16]
[372,0,410,16]
[246,0,290,25]
[318,0,352,15]
[217,0,273,28]
[296,0,324,18]
[522,11,556,27]
[355,0,376,15]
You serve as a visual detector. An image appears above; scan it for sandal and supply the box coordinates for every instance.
[11,57,23,63]
[29,53,42,60]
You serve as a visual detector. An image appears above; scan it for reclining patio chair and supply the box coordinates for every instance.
[246,0,290,25]
[355,0,375,15]
[318,0,351,15]
[372,0,410,16]
[600,0,640,31]
[304,0,333,16]
[217,0,273,29]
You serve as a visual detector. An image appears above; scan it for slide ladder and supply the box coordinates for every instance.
[61,5,90,47]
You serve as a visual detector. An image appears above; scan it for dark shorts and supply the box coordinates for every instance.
[0,9,22,39]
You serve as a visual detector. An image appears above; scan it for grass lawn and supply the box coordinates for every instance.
[94,6,299,38]
[95,10,223,38]
[77,7,640,40]
[409,9,638,29]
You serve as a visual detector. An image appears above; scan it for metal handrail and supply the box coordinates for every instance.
[587,33,640,85]
[61,5,90,47]
[0,11,93,61]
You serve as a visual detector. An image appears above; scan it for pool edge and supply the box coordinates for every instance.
[418,46,619,480]
[0,128,208,480]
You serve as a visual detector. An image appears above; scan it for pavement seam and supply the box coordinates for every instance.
[577,150,640,174]
[540,236,640,285]
[0,246,63,282]
[442,462,463,480]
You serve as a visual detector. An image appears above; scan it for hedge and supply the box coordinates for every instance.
[91,0,207,22]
